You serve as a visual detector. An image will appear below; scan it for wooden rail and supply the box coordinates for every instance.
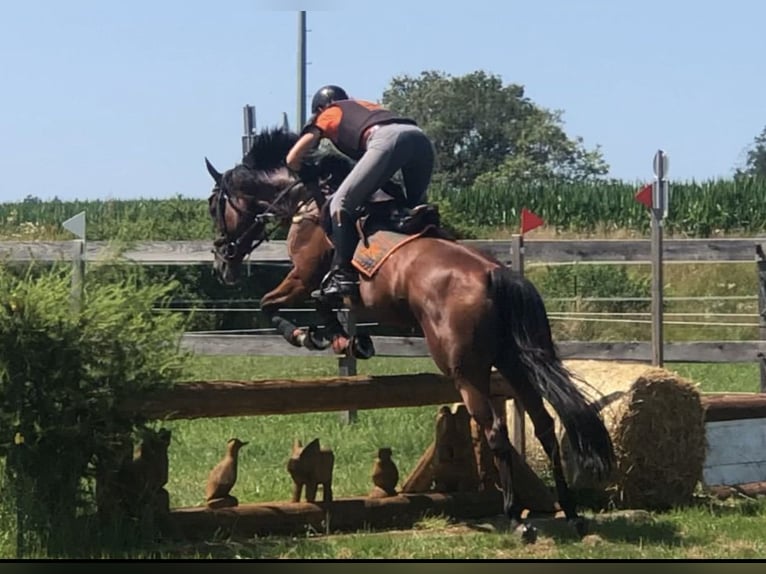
[170,491,504,539]
[2,237,765,265]
[120,372,512,420]
[179,333,766,364]
[120,374,765,423]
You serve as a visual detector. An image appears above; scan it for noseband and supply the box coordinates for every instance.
[212,175,304,262]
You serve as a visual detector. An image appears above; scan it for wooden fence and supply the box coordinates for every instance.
[1,237,763,265]
[2,236,766,385]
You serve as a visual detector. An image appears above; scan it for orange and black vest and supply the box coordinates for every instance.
[328,100,417,159]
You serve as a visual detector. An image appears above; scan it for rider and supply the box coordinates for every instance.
[286,84,435,301]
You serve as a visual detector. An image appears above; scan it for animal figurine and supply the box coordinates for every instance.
[369,447,399,498]
[433,405,480,492]
[287,438,334,503]
[96,428,172,521]
[205,438,248,509]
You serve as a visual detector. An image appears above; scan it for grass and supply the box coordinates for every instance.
[1,354,763,559]
[147,500,766,559]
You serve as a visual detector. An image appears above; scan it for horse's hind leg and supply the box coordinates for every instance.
[497,368,586,534]
[455,380,536,543]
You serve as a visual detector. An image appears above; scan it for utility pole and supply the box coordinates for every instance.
[297,11,307,129]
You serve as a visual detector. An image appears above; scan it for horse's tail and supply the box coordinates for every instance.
[489,266,615,482]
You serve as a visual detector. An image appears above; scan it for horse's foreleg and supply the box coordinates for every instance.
[261,271,311,348]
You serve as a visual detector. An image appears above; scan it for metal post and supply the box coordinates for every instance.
[509,234,526,459]
[650,150,669,367]
[756,244,766,393]
[650,212,664,366]
[297,11,307,129]
[242,105,256,157]
[337,309,358,423]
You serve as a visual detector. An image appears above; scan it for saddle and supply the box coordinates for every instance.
[317,179,449,243]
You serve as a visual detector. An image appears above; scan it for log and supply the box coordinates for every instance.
[701,393,766,422]
[706,481,766,500]
[168,491,503,539]
[120,372,513,420]
[400,442,435,493]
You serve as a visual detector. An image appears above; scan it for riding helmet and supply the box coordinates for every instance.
[311,85,349,114]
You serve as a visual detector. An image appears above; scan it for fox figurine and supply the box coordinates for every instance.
[287,438,334,503]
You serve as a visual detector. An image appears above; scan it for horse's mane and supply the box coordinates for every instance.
[236,126,355,192]
[241,127,300,172]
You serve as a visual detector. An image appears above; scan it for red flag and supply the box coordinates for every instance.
[520,208,544,234]
[635,183,653,209]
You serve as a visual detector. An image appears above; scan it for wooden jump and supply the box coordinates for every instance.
[699,393,766,422]
[122,376,766,422]
[120,373,514,420]
[169,491,504,539]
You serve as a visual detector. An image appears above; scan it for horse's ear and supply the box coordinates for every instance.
[205,157,223,185]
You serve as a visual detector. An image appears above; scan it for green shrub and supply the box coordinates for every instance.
[0,263,188,556]
[529,264,651,341]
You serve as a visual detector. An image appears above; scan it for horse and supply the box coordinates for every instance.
[204,126,615,540]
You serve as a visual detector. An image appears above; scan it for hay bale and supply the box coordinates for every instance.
[507,360,647,477]
[507,363,706,510]
[608,368,706,510]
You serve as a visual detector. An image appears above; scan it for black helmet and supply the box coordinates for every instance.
[311,85,349,114]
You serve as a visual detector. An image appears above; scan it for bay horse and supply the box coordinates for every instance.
[205,127,614,540]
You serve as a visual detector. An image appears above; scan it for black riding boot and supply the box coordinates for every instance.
[316,209,360,300]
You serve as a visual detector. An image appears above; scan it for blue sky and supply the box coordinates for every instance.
[1,0,765,202]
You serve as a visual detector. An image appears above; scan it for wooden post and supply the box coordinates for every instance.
[757,244,766,393]
[338,309,358,423]
[509,234,526,459]
[62,212,86,313]
[71,239,84,313]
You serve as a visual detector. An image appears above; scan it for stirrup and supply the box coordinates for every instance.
[311,267,359,300]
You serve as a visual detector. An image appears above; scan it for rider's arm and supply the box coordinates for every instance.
[286,131,319,172]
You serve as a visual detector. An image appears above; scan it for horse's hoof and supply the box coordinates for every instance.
[351,334,375,359]
[513,522,537,544]
[305,327,331,351]
[569,516,588,538]
[331,335,350,354]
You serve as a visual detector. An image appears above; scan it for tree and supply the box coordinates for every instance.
[737,125,766,177]
[381,70,608,188]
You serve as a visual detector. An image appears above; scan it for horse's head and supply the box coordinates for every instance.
[206,127,302,285]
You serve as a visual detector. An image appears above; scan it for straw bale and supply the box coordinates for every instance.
[609,368,706,510]
[508,362,706,510]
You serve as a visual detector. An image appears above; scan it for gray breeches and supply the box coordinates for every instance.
[328,123,435,217]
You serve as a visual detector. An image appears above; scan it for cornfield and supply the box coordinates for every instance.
[432,177,766,236]
[2,178,766,240]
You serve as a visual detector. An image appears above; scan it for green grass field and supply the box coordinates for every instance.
[1,346,763,559]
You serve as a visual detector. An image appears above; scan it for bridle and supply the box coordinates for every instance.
[211,174,305,263]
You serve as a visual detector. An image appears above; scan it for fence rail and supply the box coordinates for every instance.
[180,333,766,363]
[2,237,765,265]
[4,237,766,375]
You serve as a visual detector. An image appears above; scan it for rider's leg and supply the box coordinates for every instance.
[398,127,436,208]
[319,126,404,299]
